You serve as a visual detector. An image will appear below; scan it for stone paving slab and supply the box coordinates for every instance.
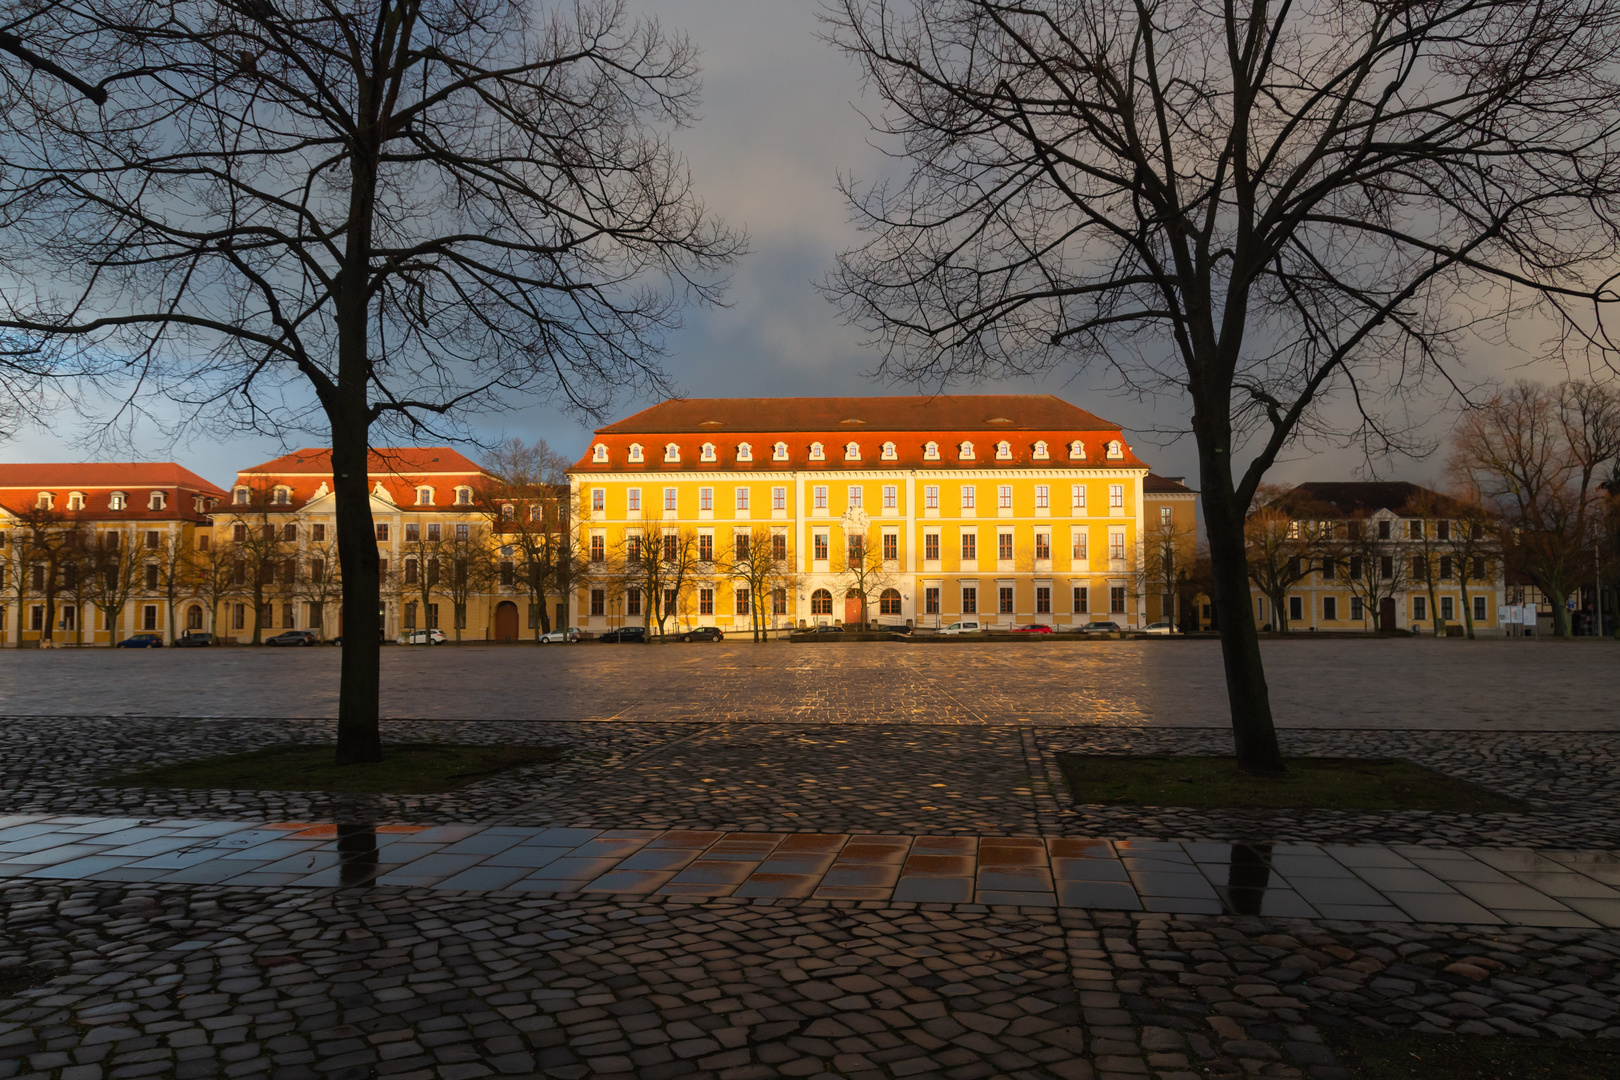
[4,638,1619,728]
[1,815,1616,930]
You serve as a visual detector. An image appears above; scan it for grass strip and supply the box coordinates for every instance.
[1057,754,1525,811]
[1325,1029,1620,1079]
[109,743,563,795]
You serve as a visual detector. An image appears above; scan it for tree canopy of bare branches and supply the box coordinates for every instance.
[0,0,740,762]
[823,0,1620,772]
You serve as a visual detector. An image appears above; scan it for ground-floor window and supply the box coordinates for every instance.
[626,588,642,616]
[772,588,788,615]
[1074,586,1088,613]
[699,588,714,615]
[427,603,440,629]
[590,589,605,616]
[528,603,540,629]
[259,605,273,628]
[455,603,467,630]
[811,589,832,615]
[405,602,418,629]
[998,587,1014,614]
[1351,596,1364,621]
[663,589,677,616]
[1473,595,1487,621]
[233,603,246,630]
[1109,587,1126,614]
[282,603,295,628]
[187,605,204,630]
[1288,596,1303,622]
[924,587,939,615]
[1440,596,1454,621]
[880,588,901,615]
[961,587,977,614]
[1036,587,1051,614]
[1414,596,1427,621]
[62,606,76,632]
[1323,596,1337,620]
[29,606,44,631]
[735,587,750,616]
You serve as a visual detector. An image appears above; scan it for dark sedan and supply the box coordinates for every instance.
[679,627,724,642]
[173,633,215,648]
[598,626,646,643]
[264,630,318,647]
[115,633,163,648]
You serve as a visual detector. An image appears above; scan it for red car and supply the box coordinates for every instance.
[1012,624,1054,634]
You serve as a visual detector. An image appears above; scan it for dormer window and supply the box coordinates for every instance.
[809,442,825,461]
[881,442,897,460]
[272,487,291,506]
[1069,440,1086,460]
[1034,441,1049,460]
[36,492,53,509]
[455,487,472,506]
[148,491,167,510]
[737,442,752,462]
[924,441,940,460]
[110,491,127,510]
[996,441,1012,460]
[193,496,205,514]
[773,442,789,461]
[628,443,644,462]
[67,492,85,511]
[700,442,717,462]
[664,443,681,463]
[1107,440,1124,460]
[844,441,861,461]
[501,502,515,519]
[233,487,249,505]
[592,444,608,463]
[959,441,975,460]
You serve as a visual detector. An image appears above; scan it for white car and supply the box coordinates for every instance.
[938,620,983,635]
[399,628,447,645]
[539,627,579,643]
[1143,621,1174,635]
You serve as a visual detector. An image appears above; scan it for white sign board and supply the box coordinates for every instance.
[1499,605,1518,624]
[1523,603,1539,627]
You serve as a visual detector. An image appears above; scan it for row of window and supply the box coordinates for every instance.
[1274,594,1490,623]
[32,490,178,512]
[1290,554,1490,581]
[1290,518,1487,541]
[587,482,1134,515]
[584,525,1132,566]
[232,485,474,507]
[591,438,1127,466]
[583,583,1129,618]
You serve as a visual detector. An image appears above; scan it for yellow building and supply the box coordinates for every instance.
[0,463,227,645]
[569,395,1185,632]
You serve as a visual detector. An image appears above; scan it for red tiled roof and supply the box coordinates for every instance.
[572,396,1149,472]
[0,462,227,523]
[597,395,1121,433]
[226,447,489,511]
[1145,474,1197,494]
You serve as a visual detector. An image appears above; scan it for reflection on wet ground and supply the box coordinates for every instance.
[2,814,1616,927]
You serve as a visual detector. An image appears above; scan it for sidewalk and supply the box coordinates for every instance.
[4,815,1617,928]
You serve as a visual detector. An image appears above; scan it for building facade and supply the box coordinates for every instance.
[1250,482,1507,635]
[568,395,1187,633]
[0,463,227,645]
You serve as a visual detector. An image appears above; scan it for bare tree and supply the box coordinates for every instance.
[1245,489,1334,632]
[1444,494,1496,641]
[1404,490,1456,636]
[836,519,895,629]
[1451,381,1620,637]
[441,521,494,642]
[12,507,82,643]
[726,525,795,641]
[153,531,192,643]
[824,0,1620,772]
[188,529,236,638]
[218,490,285,645]
[84,527,139,642]
[0,0,740,763]
[293,521,342,641]
[399,522,448,639]
[1341,515,1409,633]
[476,438,571,638]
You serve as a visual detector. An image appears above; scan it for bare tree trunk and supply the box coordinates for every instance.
[1200,468,1284,775]
[332,394,381,764]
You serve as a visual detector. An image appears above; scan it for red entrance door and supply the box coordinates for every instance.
[495,601,519,642]
[1379,598,1397,632]
[845,594,864,627]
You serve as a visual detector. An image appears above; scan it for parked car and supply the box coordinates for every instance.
[938,620,983,635]
[399,629,447,645]
[598,626,646,643]
[1012,623,1054,634]
[172,633,214,648]
[800,624,844,634]
[680,626,724,642]
[1143,621,1174,635]
[1080,621,1123,633]
[114,633,164,648]
[265,630,318,647]
[538,627,579,643]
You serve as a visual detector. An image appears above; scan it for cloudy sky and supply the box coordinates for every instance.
[7,0,1550,496]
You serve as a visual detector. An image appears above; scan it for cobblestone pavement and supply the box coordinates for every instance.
[3,881,1620,1080]
[3,816,1618,927]
[2,638,1618,729]
[2,717,1618,849]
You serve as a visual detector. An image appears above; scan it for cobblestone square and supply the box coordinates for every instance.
[2,640,1618,1079]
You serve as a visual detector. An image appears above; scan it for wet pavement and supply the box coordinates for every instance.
[2,638,1618,729]
[2,816,1619,928]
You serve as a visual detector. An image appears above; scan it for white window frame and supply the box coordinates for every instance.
[736,487,749,511]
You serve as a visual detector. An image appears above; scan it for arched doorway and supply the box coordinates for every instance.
[844,589,865,627]
[495,601,519,642]
[186,606,204,631]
